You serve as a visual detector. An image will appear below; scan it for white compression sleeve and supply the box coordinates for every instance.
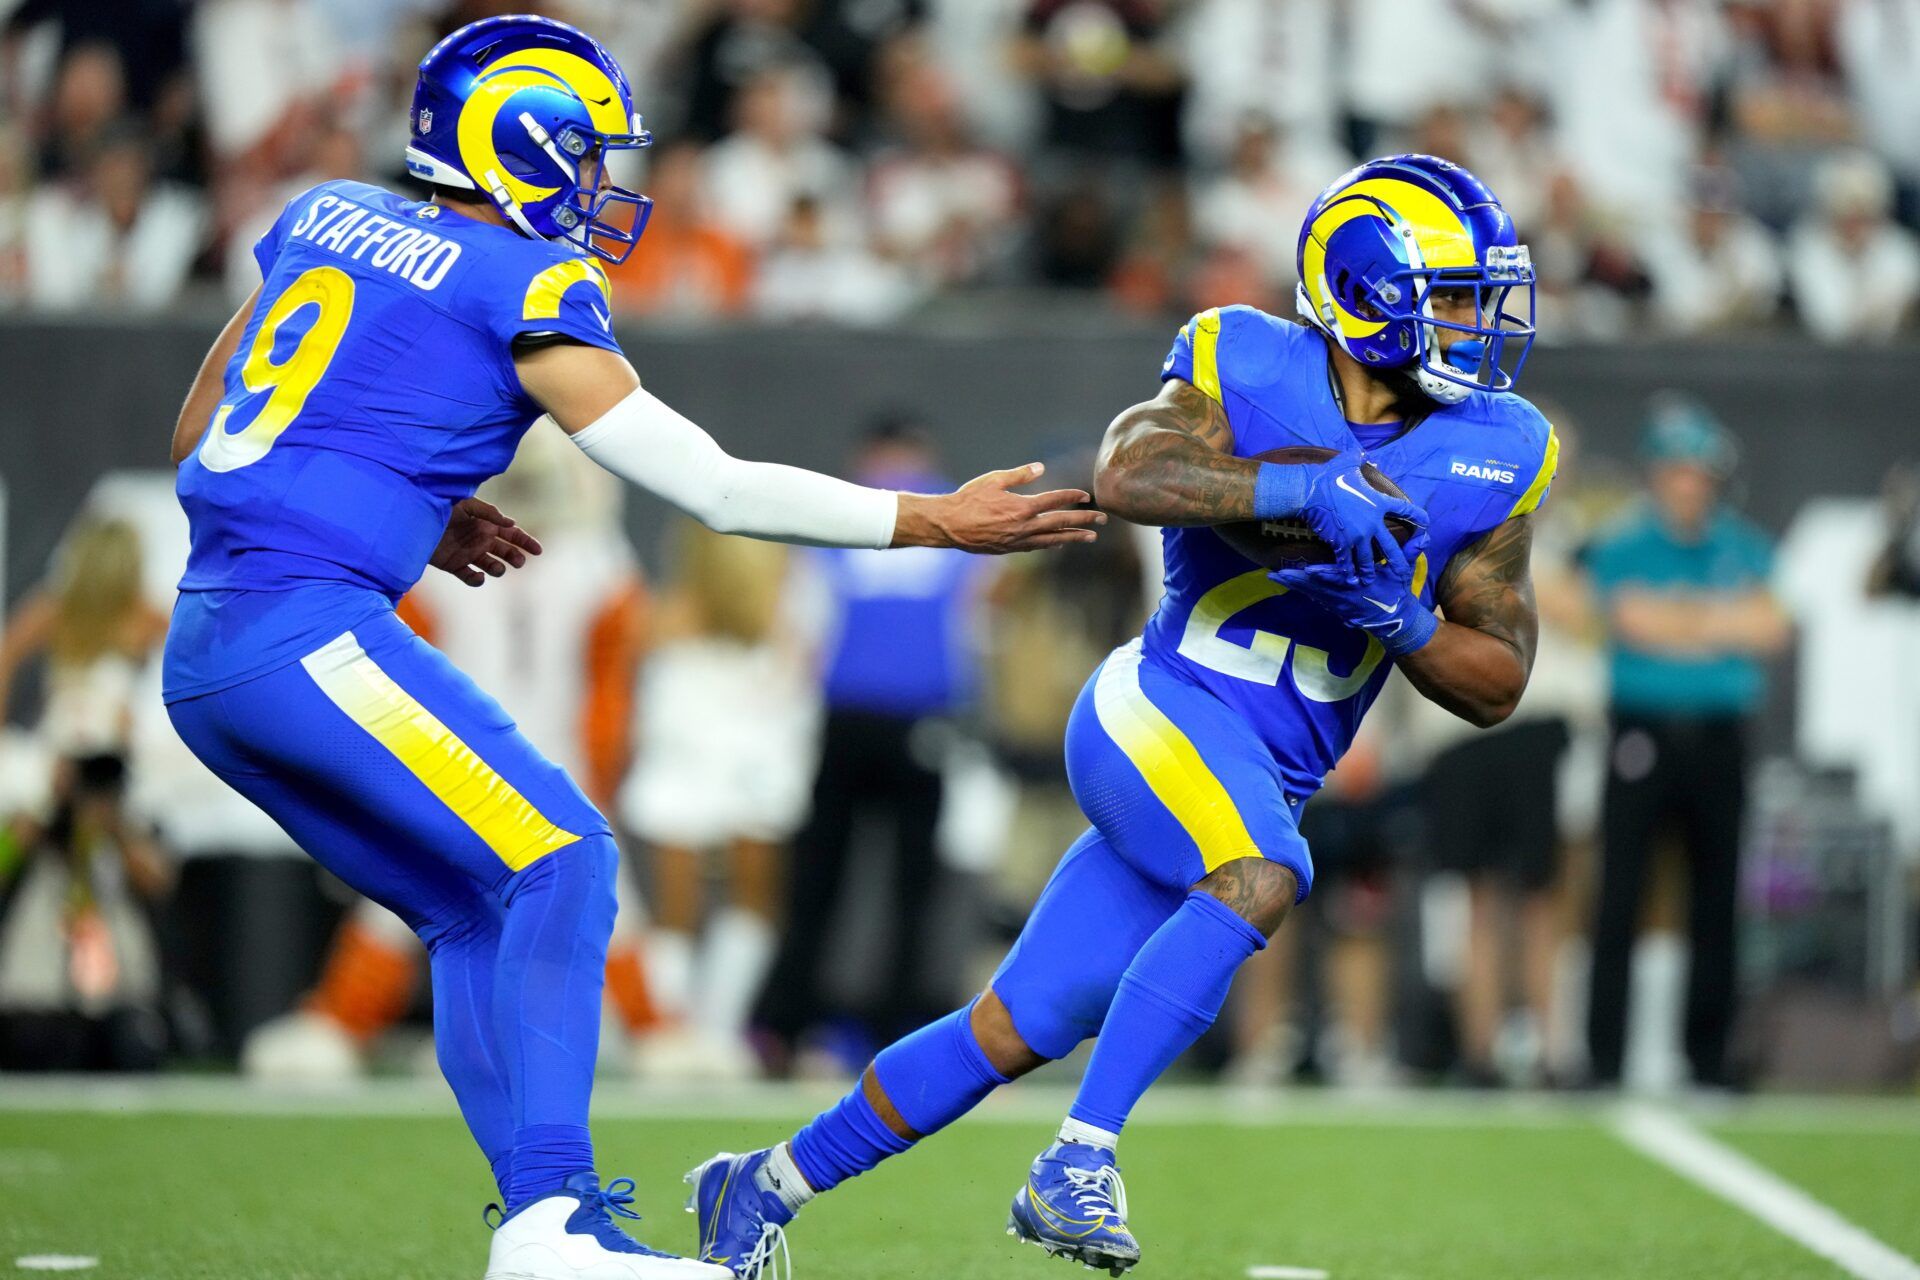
[565,385,899,549]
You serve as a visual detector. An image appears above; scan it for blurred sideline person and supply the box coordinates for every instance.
[1580,397,1790,1091]
[691,155,1559,1278]
[0,517,173,1069]
[162,16,1099,1275]
[982,461,1149,916]
[242,424,664,1080]
[1226,709,1410,1091]
[756,421,993,1063]
[0,517,169,768]
[1408,422,1605,1088]
[622,520,815,1082]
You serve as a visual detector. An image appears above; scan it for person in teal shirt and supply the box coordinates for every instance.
[1580,395,1791,1089]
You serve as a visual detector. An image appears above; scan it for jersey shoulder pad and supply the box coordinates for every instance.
[470,236,622,356]
[1473,393,1558,522]
[1160,305,1303,406]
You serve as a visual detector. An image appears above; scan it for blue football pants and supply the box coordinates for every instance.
[168,610,615,1200]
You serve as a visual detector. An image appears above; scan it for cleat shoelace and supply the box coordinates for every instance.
[1061,1165,1129,1225]
[738,1221,793,1280]
[581,1176,684,1261]
[585,1178,644,1223]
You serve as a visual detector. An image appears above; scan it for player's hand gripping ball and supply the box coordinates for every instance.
[1214,446,1422,570]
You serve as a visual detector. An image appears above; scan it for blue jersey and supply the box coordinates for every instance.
[1143,305,1558,794]
[165,179,622,701]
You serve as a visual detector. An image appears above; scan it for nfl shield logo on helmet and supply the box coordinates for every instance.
[417,107,432,133]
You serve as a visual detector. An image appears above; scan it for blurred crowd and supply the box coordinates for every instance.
[3,400,1918,1092]
[4,0,1920,337]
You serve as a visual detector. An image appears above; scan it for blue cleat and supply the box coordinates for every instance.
[684,1149,794,1279]
[1007,1142,1141,1276]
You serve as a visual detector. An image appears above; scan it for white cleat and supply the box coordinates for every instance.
[484,1174,731,1280]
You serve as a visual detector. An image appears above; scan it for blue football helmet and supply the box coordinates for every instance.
[1295,154,1535,404]
[406,15,653,264]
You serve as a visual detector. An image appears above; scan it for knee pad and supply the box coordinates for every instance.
[508,834,619,935]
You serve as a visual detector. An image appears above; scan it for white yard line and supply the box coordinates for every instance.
[1245,1267,1329,1279]
[14,1257,98,1272]
[1613,1105,1920,1280]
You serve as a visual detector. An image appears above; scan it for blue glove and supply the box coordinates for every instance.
[1255,450,1427,582]
[1271,531,1439,658]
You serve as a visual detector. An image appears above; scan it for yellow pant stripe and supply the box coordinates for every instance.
[1506,425,1560,520]
[1093,642,1259,872]
[1190,307,1224,404]
[301,633,580,872]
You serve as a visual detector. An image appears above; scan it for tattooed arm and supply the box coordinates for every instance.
[1397,515,1539,728]
[1093,378,1256,525]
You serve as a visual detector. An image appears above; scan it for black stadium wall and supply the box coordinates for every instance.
[1,314,1912,608]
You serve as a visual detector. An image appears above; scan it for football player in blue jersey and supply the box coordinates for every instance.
[161,16,1102,1280]
[689,154,1560,1277]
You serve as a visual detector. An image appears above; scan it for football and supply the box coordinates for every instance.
[1213,446,1419,568]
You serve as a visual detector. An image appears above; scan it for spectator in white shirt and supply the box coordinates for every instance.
[754,193,920,325]
[1192,113,1343,294]
[24,125,204,311]
[1643,166,1783,334]
[1788,148,1920,342]
[704,62,858,250]
[865,35,1021,287]
[1836,0,1920,213]
[1469,85,1557,234]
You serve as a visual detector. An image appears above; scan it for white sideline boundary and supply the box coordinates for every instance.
[1613,1105,1920,1280]
[4,1077,1920,1134]
[0,1077,1600,1127]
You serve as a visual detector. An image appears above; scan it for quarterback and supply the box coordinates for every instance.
[689,154,1558,1277]
[162,16,1099,1280]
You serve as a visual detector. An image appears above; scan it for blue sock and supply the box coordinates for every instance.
[790,1001,1009,1193]
[1069,891,1265,1135]
[506,1123,595,1208]
[495,837,619,1209]
[789,1085,911,1194]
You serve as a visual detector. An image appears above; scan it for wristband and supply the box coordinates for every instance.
[1253,462,1308,521]
[1380,597,1440,658]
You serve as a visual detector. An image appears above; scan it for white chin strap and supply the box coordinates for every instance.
[1414,357,1474,404]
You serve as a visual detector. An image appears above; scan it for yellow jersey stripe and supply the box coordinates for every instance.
[301,633,580,872]
[523,259,610,321]
[1190,307,1223,403]
[1093,641,1260,872]
[1506,425,1560,520]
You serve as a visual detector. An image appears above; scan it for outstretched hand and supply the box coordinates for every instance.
[430,497,543,587]
[895,463,1107,554]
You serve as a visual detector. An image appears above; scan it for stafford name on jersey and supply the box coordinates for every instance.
[287,192,463,291]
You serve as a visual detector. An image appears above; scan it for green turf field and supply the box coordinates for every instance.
[3,1084,1917,1279]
